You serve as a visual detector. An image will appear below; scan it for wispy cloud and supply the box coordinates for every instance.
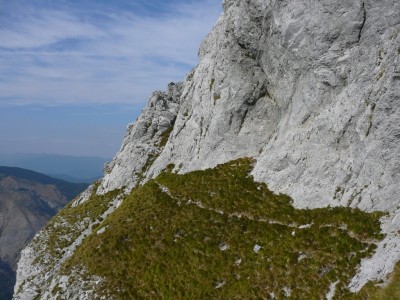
[0,0,222,106]
[0,11,104,49]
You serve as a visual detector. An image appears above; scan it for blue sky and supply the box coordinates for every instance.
[0,0,221,158]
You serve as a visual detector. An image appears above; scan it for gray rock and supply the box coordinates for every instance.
[98,82,182,194]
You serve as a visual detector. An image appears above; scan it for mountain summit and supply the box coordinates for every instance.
[14,0,400,299]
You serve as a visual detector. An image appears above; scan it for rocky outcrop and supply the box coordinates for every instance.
[150,0,400,212]
[14,0,400,298]
[98,82,182,194]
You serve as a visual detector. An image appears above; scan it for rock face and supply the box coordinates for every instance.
[14,0,400,298]
[98,82,182,194]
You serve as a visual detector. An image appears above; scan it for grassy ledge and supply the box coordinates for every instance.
[64,158,385,299]
[33,183,122,266]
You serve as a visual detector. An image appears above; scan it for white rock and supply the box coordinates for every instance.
[326,280,339,300]
[283,286,292,297]
[97,82,182,195]
[96,226,107,235]
[219,242,230,251]
[253,244,262,253]
[215,280,226,289]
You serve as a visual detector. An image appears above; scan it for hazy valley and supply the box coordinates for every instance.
[0,167,87,299]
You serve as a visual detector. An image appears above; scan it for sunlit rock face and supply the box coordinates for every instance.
[98,82,183,194]
[14,0,400,298]
[150,0,400,213]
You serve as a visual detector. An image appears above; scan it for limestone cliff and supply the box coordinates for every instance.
[14,0,400,299]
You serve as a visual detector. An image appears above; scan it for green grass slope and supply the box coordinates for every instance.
[60,158,385,299]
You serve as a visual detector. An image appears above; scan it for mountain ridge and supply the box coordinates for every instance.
[0,167,88,300]
[0,153,108,182]
[13,0,400,298]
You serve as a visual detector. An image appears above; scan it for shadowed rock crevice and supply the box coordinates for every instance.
[358,3,367,42]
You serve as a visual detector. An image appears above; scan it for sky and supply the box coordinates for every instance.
[0,0,222,158]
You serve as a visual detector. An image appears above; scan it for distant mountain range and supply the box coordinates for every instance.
[0,153,109,183]
[0,167,88,300]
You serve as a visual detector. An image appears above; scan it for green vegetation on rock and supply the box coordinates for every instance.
[64,158,385,299]
[158,125,174,148]
[35,184,122,266]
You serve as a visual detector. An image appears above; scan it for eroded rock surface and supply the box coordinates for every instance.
[98,82,182,194]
